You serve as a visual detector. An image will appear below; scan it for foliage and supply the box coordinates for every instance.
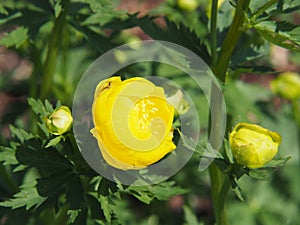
[0,0,299,225]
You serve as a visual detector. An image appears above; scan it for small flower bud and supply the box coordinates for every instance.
[229,123,281,169]
[177,0,198,11]
[46,106,73,135]
[270,72,300,100]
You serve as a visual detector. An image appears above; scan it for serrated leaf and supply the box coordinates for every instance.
[263,156,291,168]
[28,98,48,117]
[254,21,300,51]
[180,132,223,159]
[45,136,63,148]
[36,170,73,197]
[9,125,34,143]
[68,210,81,224]
[65,175,85,210]
[0,180,46,210]
[0,146,18,165]
[87,194,104,220]
[98,178,118,197]
[0,26,28,48]
[99,195,112,222]
[130,15,211,64]
[125,181,188,204]
[44,99,54,113]
[15,139,73,174]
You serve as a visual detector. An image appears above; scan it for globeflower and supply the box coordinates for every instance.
[229,123,281,169]
[46,106,73,135]
[90,77,176,170]
[177,0,198,11]
[270,72,300,100]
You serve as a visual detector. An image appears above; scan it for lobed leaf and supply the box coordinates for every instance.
[254,21,300,51]
[0,26,28,48]
[0,180,46,210]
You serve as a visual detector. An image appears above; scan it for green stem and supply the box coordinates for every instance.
[210,0,218,66]
[208,1,250,224]
[214,0,250,83]
[40,1,69,100]
[291,100,300,168]
[209,163,230,225]
[217,175,231,224]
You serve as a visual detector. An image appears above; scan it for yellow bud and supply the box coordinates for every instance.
[91,77,176,170]
[229,123,281,169]
[270,72,300,100]
[46,106,73,135]
[177,0,198,11]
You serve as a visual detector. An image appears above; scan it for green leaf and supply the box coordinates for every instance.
[263,156,291,168]
[68,210,81,224]
[251,0,300,18]
[183,206,201,225]
[247,157,291,181]
[28,98,48,117]
[0,179,46,210]
[254,21,300,51]
[36,170,73,197]
[45,136,63,148]
[54,0,62,18]
[224,139,234,164]
[231,30,270,66]
[98,178,118,197]
[230,176,245,201]
[9,125,34,143]
[125,181,188,204]
[87,194,104,220]
[0,26,28,48]
[0,146,18,166]
[0,4,8,15]
[65,175,85,210]
[130,15,211,64]
[180,132,224,159]
[15,139,73,174]
[99,195,112,222]
[248,168,275,180]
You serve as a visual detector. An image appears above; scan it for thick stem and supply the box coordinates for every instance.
[208,1,250,224]
[40,1,69,100]
[291,100,300,168]
[210,0,219,66]
[209,163,230,225]
[214,0,250,83]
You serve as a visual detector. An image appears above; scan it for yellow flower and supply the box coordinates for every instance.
[90,77,176,170]
[177,0,198,11]
[229,123,281,169]
[46,106,73,135]
[270,72,300,100]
